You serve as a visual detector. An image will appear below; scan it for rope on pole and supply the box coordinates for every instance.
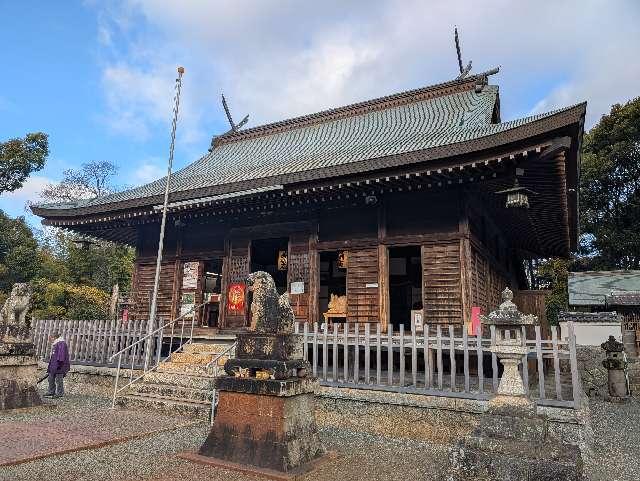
[145,66,185,370]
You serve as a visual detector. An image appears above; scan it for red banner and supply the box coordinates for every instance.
[227,283,246,312]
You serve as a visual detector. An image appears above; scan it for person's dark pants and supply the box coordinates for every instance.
[47,373,64,396]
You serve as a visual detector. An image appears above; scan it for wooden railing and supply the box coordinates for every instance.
[295,321,581,408]
[32,318,163,369]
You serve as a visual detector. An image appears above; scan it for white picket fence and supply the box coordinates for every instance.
[33,318,163,369]
[295,321,581,408]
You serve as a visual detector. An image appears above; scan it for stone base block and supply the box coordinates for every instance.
[0,353,42,410]
[0,379,42,410]
[448,408,584,481]
[199,389,325,472]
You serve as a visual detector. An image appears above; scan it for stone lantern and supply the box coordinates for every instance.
[481,287,537,408]
[601,335,630,402]
[448,287,583,481]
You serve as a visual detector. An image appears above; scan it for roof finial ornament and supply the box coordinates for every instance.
[209,93,250,151]
[454,26,472,80]
[221,93,249,134]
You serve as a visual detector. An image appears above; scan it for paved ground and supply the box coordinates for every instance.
[0,394,638,480]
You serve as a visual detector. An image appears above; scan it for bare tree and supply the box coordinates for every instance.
[40,161,118,202]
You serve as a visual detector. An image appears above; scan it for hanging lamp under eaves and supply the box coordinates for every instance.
[496,178,538,209]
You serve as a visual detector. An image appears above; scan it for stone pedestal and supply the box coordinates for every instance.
[0,339,43,410]
[199,377,323,472]
[449,404,583,481]
[197,331,325,476]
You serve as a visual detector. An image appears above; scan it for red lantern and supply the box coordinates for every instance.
[227,283,246,312]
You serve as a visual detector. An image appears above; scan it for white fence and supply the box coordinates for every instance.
[33,318,163,369]
[295,321,581,408]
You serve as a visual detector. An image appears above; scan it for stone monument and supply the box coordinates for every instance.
[188,271,326,477]
[448,288,584,481]
[601,335,630,402]
[0,283,42,410]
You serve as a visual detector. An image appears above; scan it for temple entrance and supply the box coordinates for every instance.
[319,251,347,324]
[250,237,289,294]
[388,246,422,329]
[201,259,222,327]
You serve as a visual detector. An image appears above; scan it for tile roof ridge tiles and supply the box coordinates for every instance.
[211,68,500,148]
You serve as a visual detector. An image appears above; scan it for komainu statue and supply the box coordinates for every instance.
[246,271,295,333]
[1,283,32,327]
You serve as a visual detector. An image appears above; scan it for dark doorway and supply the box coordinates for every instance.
[389,246,422,329]
[250,237,289,294]
[201,258,222,327]
[319,251,347,322]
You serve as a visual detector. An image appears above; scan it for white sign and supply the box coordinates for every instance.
[290,281,305,295]
[412,310,424,331]
[365,283,379,288]
[182,262,199,289]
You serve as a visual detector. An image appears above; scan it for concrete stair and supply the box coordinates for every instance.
[115,341,234,419]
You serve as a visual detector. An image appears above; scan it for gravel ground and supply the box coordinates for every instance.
[1,394,639,481]
[584,397,640,481]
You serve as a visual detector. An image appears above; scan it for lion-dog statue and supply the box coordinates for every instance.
[246,271,295,334]
[1,283,32,327]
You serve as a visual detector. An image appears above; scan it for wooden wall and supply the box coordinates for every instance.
[126,188,526,329]
[422,242,463,324]
[346,248,379,323]
[131,260,177,321]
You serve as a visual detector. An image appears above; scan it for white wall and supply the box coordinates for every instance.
[560,321,622,346]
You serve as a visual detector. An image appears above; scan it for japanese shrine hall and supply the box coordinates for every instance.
[32,69,585,334]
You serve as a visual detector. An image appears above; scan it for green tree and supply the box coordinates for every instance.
[38,160,134,295]
[580,97,640,269]
[0,132,48,193]
[535,258,569,325]
[0,211,40,291]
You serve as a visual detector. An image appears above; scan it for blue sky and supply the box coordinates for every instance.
[1,0,639,223]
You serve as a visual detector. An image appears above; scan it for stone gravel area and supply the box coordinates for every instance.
[1,394,638,481]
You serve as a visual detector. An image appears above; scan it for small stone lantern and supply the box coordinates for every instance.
[601,335,630,402]
[481,287,538,408]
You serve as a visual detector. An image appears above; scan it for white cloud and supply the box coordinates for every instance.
[0,175,53,219]
[132,161,165,185]
[93,0,640,146]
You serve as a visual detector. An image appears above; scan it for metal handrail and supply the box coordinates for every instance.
[207,341,237,424]
[110,301,208,408]
[108,301,207,362]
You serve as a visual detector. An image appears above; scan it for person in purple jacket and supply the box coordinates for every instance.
[45,332,70,398]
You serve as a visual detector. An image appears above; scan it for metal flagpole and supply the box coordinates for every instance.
[145,66,185,370]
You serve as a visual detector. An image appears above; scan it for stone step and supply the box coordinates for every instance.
[183,342,233,355]
[157,361,212,376]
[170,352,214,365]
[116,393,210,418]
[144,370,214,390]
[131,382,213,403]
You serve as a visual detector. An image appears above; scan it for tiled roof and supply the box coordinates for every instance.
[568,271,640,306]
[32,70,585,217]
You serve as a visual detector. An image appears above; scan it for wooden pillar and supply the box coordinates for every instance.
[169,230,183,320]
[219,239,230,329]
[308,231,319,325]
[378,244,389,332]
[458,194,472,326]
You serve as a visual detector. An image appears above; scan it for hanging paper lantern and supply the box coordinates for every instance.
[337,250,348,269]
[277,250,288,270]
[227,283,245,312]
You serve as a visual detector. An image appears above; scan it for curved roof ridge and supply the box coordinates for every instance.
[211,68,500,148]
